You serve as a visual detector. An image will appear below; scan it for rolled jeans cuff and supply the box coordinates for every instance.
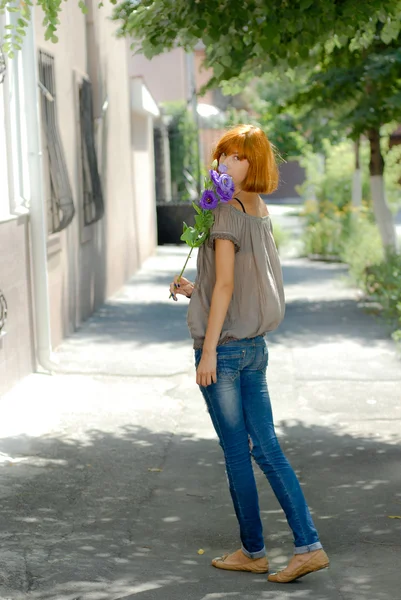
[241,544,266,559]
[294,542,323,554]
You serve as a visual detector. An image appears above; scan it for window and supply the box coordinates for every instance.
[38,50,75,234]
[0,69,10,221]
[0,13,30,220]
[79,78,104,226]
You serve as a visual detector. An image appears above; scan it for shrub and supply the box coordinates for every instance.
[301,199,353,258]
[303,215,344,257]
[298,140,371,212]
[161,102,200,202]
[339,215,401,345]
[271,222,290,252]
[364,252,401,343]
[339,215,384,286]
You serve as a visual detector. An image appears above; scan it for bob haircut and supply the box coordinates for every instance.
[212,124,279,194]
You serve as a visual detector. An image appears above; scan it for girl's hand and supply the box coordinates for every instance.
[196,350,217,387]
[169,275,194,301]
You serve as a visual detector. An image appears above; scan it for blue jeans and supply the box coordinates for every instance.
[195,335,323,558]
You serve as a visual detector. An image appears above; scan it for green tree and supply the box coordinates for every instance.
[221,70,343,159]
[2,0,400,249]
[111,0,401,250]
[283,32,401,250]
[112,1,400,81]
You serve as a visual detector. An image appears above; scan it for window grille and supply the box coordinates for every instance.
[79,79,104,225]
[38,50,75,234]
[0,290,7,335]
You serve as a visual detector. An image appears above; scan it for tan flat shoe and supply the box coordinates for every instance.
[267,549,329,583]
[212,548,269,573]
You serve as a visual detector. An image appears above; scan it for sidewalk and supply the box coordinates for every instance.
[0,238,401,599]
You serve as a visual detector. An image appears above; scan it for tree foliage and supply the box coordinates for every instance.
[112,0,401,89]
[285,35,401,141]
[0,0,116,56]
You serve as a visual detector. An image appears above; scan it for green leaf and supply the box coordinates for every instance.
[221,55,232,68]
[192,202,202,215]
[78,0,88,15]
[194,231,208,247]
[380,20,400,45]
[180,226,200,247]
[213,63,225,79]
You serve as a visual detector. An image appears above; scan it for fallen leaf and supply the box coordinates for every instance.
[387,515,401,519]
[198,549,205,555]
[148,468,163,472]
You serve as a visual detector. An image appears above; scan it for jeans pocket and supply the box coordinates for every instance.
[217,349,245,380]
[255,345,269,371]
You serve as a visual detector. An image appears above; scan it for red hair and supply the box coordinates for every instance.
[212,125,279,194]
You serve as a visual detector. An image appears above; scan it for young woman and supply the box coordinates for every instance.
[169,125,329,583]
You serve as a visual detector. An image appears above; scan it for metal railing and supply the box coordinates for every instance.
[38,50,75,234]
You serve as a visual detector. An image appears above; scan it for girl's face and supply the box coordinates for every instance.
[219,151,249,188]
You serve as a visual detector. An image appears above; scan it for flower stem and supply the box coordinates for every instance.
[178,246,194,280]
[169,246,194,299]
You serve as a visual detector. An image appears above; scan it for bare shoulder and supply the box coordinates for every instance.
[225,197,269,217]
[260,198,270,217]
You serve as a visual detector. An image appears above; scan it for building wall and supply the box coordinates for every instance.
[34,1,155,349]
[194,49,213,104]
[129,48,188,105]
[131,112,158,264]
[0,216,35,397]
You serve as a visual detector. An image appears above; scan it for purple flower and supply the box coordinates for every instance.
[199,189,219,210]
[216,173,235,202]
[218,163,228,174]
[209,169,221,188]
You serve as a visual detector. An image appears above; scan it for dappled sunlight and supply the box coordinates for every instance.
[0,417,399,597]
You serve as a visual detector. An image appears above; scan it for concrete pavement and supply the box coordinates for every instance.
[1,222,401,599]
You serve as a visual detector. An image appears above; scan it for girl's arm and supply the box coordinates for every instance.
[196,238,235,386]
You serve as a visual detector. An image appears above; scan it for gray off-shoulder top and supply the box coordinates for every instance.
[186,202,285,349]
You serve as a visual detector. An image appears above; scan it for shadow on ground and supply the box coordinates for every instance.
[0,419,400,600]
[58,262,394,350]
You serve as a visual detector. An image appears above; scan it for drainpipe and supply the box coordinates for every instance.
[22,11,59,373]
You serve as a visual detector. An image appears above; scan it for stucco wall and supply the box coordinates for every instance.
[34,2,155,348]
[131,113,158,264]
[129,48,188,105]
[0,217,35,397]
